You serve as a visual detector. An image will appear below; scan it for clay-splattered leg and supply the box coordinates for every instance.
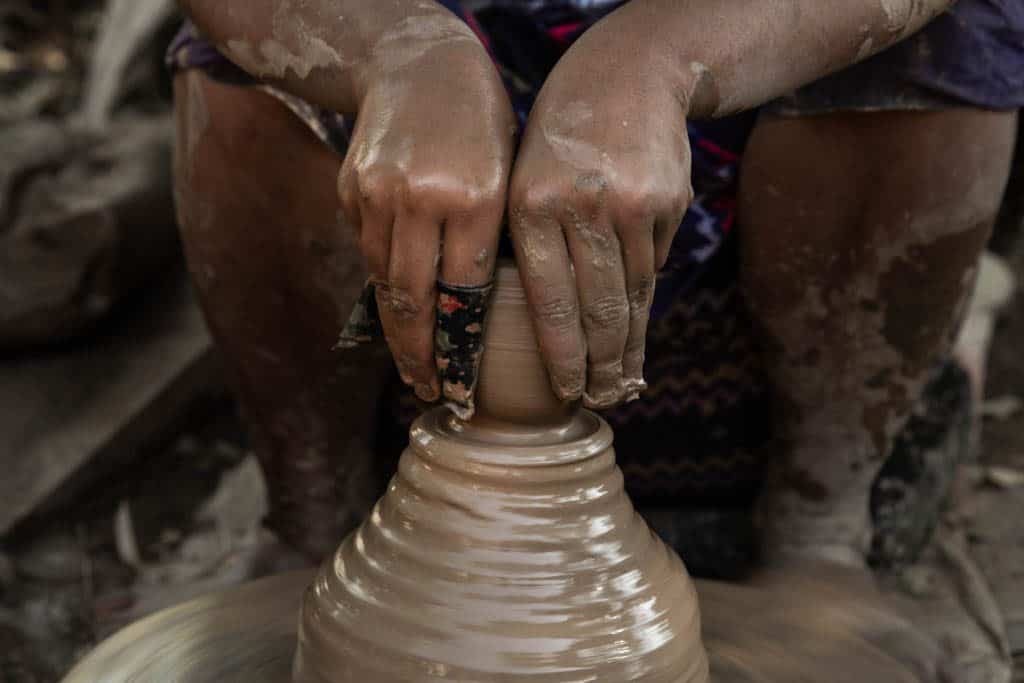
[739,109,1017,565]
[173,71,389,560]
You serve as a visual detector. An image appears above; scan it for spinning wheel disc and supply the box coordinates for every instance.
[63,567,927,683]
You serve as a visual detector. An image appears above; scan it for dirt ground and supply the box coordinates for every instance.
[968,247,1024,680]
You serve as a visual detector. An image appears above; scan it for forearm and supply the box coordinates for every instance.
[576,0,954,118]
[178,0,484,113]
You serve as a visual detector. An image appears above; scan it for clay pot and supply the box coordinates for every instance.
[292,262,710,682]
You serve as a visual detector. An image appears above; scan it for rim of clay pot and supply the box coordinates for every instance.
[411,407,613,471]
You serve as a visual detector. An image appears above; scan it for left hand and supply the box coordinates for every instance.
[508,37,694,408]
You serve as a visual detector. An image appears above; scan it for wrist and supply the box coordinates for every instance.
[548,17,701,121]
[354,16,492,101]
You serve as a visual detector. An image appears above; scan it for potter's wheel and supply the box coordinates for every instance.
[68,263,933,682]
[62,567,928,682]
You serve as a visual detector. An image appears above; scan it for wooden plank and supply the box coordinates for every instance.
[0,270,218,535]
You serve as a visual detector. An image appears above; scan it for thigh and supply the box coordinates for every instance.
[738,108,1017,410]
[738,108,1017,560]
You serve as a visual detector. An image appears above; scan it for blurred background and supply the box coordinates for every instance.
[1,1,1024,680]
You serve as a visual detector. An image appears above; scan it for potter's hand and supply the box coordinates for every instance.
[505,0,956,408]
[508,42,691,408]
[180,0,515,404]
[337,16,514,403]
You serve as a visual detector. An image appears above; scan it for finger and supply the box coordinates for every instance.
[379,209,442,402]
[354,181,393,281]
[653,205,685,271]
[509,209,586,402]
[653,158,692,269]
[437,210,502,410]
[337,170,363,242]
[619,220,656,400]
[440,207,502,287]
[562,213,629,409]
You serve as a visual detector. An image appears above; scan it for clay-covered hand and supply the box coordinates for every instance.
[338,13,515,403]
[508,38,693,409]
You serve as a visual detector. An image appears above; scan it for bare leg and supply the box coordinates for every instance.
[173,71,389,560]
[739,109,1017,565]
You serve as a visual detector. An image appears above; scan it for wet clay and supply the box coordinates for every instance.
[292,262,710,682]
[63,563,943,683]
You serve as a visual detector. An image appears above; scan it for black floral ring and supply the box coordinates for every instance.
[338,279,493,420]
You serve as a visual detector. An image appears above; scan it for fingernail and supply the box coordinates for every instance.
[554,381,583,402]
[622,376,647,401]
[583,389,623,410]
[551,365,584,402]
[584,361,624,408]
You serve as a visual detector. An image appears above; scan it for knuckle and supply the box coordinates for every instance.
[682,182,695,207]
[510,182,558,219]
[662,186,692,224]
[614,181,689,226]
[359,234,386,276]
[338,184,360,219]
[534,295,579,332]
[393,175,505,219]
[610,184,659,224]
[581,294,630,331]
[549,359,585,398]
[401,179,442,213]
[613,189,656,225]
[623,339,646,364]
[356,166,400,209]
[572,172,609,209]
[393,351,430,381]
[627,274,656,315]
[379,284,424,321]
[654,245,672,271]
[443,182,503,217]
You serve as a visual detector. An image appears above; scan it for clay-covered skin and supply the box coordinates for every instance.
[173,71,389,559]
[739,108,1018,564]
[292,263,709,682]
[509,0,954,408]
[181,0,516,405]
[182,0,953,411]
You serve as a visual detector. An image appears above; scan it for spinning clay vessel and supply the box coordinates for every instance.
[292,262,709,682]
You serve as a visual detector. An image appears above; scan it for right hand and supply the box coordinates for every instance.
[338,17,515,402]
